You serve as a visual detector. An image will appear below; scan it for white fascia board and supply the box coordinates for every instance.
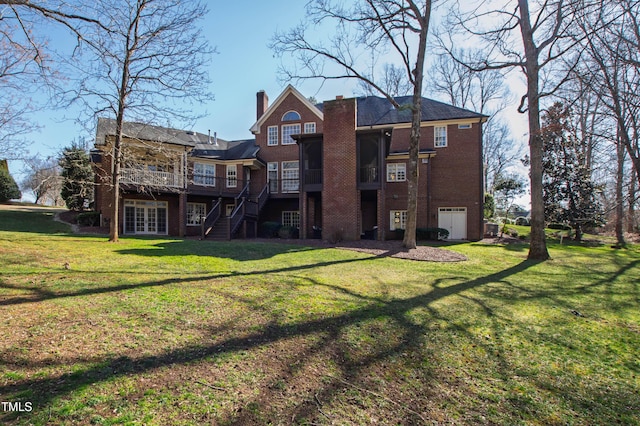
[250,84,324,134]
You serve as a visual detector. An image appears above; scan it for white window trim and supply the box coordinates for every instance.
[304,122,316,134]
[281,160,299,193]
[390,210,407,231]
[281,123,301,145]
[187,202,206,226]
[124,199,169,235]
[282,110,301,121]
[193,162,216,186]
[267,162,278,193]
[282,210,300,228]
[386,163,406,182]
[226,164,237,188]
[267,125,279,146]
[435,125,448,147]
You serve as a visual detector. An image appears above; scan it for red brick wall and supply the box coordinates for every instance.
[322,98,360,241]
[254,92,323,165]
[382,122,484,240]
[92,145,115,228]
[251,90,324,222]
[384,128,430,234]
[427,123,483,240]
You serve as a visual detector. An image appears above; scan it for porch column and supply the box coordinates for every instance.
[300,193,307,239]
[377,188,384,241]
[179,191,187,237]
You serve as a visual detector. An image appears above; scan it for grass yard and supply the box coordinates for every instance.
[1,204,639,425]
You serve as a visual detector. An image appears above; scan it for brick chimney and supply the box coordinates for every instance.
[256,90,269,120]
[322,96,360,241]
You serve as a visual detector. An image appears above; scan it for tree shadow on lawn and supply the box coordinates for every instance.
[114,238,324,262]
[0,235,467,307]
[0,252,371,307]
[3,254,639,424]
[1,260,542,424]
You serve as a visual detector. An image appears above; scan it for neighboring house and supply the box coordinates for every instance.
[92,84,487,240]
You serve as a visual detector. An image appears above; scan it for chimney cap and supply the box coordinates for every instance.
[336,95,344,100]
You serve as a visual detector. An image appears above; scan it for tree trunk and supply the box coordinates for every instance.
[615,130,626,246]
[403,118,419,249]
[109,136,122,242]
[108,2,142,242]
[629,168,637,234]
[518,0,550,260]
[402,3,431,250]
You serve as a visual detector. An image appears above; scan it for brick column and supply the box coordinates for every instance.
[377,188,384,240]
[178,192,187,237]
[322,97,359,241]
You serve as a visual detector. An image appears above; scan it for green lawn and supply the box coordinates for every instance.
[1,205,639,425]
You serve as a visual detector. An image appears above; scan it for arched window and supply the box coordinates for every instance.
[282,110,301,121]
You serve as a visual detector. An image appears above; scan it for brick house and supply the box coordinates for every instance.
[92,118,265,238]
[92,84,486,240]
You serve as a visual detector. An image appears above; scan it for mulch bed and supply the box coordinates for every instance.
[256,238,468,262]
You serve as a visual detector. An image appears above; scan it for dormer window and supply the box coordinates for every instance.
[282,111,301,121]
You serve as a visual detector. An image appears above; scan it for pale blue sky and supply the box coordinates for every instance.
[9,1,529,205]
[10,1,359,184]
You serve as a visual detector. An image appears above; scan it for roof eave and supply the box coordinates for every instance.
[250,85,324,134]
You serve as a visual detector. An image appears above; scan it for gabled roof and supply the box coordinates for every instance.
[95,117,258,161]
[315,95,486,127]
[250,84,324,134]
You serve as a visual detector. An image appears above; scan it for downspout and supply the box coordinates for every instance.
[478,117,485,239]
[427,156,431,229]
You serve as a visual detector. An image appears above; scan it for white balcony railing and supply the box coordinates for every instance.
[121,168,184,188]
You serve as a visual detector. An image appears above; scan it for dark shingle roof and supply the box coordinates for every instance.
[358,96,485,126]
[316,96,485,126]
[96,117,258,160]
[191,139,259,160]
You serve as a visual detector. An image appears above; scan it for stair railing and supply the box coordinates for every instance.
[201,198,222,239]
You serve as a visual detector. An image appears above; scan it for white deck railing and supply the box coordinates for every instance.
[121,168,184,188]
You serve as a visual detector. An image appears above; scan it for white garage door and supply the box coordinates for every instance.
[438,208,467,240]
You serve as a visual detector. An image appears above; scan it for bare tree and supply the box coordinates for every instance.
[355,63,414,97]
[439,0,603,260]
[65,0,214,242]
[577,1,640,188]
[21,154,62,205]
[427,49,521,194]
[1,1,109,158]
[271,0,434,249]
[0,4,45,159]
[573,1,640,243]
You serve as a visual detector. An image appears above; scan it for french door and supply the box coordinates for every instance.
[124,200,168,235]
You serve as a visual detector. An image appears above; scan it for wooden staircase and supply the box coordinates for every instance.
[202,183,269,240]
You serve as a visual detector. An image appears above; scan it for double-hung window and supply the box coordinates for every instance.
[386,163,406,182]
[187,203,206,226]
[267,126,278,146]
[304,122,316,134]
[226,165,237,188]
[434,126,448,147]
[281,123,301,145]
[268,162,279,193]
[281,161,299,193]
[390,210,407,230]
[282,211,300,228]
[193,162,215,186]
